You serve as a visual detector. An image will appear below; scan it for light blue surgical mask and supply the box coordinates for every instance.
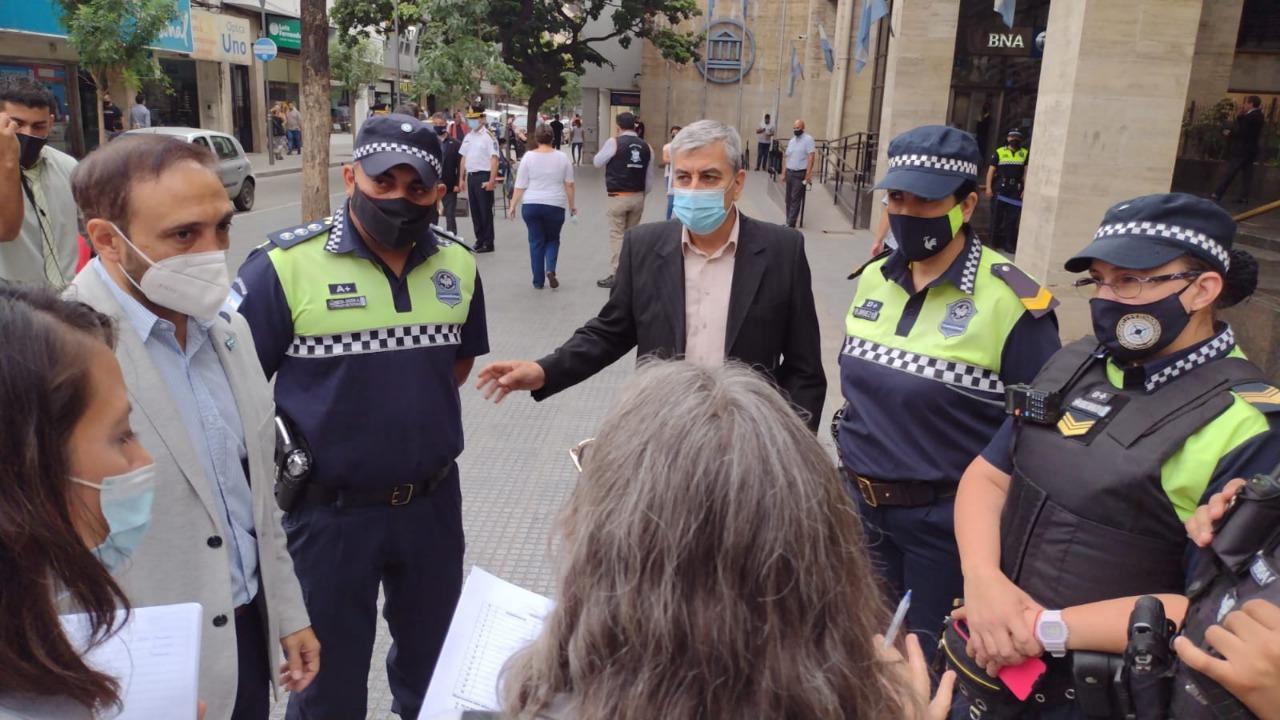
[71,464,156,573]
[467,119,480,131]
[672,187,730,235]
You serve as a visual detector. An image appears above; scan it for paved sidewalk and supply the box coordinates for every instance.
[248,132,354,178]
[268,154,874,718]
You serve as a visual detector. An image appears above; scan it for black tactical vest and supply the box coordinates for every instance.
[605,135,650,193]
[1001,339,1265,609]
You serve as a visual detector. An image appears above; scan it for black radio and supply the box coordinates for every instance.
[1004,384,1061,425]
[273,415,313,512]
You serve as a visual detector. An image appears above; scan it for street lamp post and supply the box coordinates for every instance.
[260,0,274,166]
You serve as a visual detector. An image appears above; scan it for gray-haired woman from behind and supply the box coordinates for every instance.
[493,361,954,720]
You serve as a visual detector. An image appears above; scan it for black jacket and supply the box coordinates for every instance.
[441,136,462,189]
[1229,108,1264,159]
[534,213,827,430]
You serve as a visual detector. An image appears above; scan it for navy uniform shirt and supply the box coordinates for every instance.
[837,234,1061,483]
[235,203,489,489]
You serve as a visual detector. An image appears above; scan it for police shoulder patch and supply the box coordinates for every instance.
[1232,382,1280,414]
[267,216,335,250]
[847,249,893,280]
[990,262,1059,318]
[432,225,475,253]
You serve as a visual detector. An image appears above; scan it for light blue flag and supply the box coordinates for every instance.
[788,43,803,97]
[742,0,749,17]
[854,0,889,74]
[995,0,1015,27]
[708,0,715,20]
[819,23,835,73]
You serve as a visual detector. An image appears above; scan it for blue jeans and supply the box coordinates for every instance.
[287,129,301,153]
[522,203,565,287]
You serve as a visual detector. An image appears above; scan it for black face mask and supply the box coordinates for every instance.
[1090,284,1194,364]
[793,129,803,137]
[434,125,447,136]
[1009,139,1022,148]
[349,186,435,250]
[887,203,965,261]
[17,133,47,169]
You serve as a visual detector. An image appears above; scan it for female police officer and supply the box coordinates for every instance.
[953,193,1278,717]
[836,125,1061,655]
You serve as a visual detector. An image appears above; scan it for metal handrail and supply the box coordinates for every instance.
[770,131,879,229]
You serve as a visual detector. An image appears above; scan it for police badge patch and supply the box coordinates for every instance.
[432,269,462,307]
[939,298,977,338]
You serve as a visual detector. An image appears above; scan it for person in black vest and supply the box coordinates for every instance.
[1210,95,1265,206]
[592,111,651,288]
[431,112,463,234]
[948,193,1277,719]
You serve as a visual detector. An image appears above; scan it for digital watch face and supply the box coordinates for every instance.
[1116,313,1160,351]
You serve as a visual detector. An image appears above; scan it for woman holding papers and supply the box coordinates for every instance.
[0,285,164,719]
[492,361,954,720]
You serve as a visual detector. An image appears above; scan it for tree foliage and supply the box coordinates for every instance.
[329,36,383,97]
[55,0,177,144]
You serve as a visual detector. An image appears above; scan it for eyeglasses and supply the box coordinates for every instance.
[569,438,594,473]
[1071,271,1202,300]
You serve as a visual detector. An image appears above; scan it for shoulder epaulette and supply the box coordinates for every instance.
[990,262,1059,318]
[267,217,335,250]
[1232,382,1280,414]
[432,225,475,253]
[847,249,892,280]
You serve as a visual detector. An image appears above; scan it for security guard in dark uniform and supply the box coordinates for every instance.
[951,193,1278,719]
[836,125,1061,659]
[984,128,1028,254]
[234,114,489,719]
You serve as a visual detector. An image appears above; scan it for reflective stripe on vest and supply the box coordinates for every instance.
[996,146,1028,165]
[266,233,476,358]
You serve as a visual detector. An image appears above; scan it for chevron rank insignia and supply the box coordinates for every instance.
[268,217,334,249]
[431,225,475,252]
[990,263,1059,318]
[1057,409,1096,438]
[1233,382,1280,414]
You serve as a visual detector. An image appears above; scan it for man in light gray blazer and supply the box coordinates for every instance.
[65,134,318,720]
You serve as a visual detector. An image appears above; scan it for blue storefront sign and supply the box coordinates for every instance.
[0,0,192,54]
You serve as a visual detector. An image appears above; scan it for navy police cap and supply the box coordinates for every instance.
[352,113,442,186]
[875,125,981,201]
[1065,193,1235,274]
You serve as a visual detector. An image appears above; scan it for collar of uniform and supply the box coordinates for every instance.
[881,231,983,295]
[680,206,741,259]
[325,201,439,264]
[1116,323,1236,393]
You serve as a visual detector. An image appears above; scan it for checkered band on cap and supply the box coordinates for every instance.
[1144,325,1235,392]
[888,153,979,178]
[287,323,462,358]
[841,336,1004,394]
[354,142,443,178]
[1093,221,1230,271]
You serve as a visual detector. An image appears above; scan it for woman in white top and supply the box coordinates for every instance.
[569,117,585,165]
[507,125,577,289]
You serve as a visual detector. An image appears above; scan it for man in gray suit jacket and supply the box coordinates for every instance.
[65,134,318,720]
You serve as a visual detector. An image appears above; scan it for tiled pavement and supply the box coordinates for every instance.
[268,152,874,718]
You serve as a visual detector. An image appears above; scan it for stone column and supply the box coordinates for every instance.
[1017,0,1204,339]
[872,0,961,195]
[1184,0,1244,120]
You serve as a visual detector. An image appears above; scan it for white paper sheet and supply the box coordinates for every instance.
[419,567,554,718]
[60,603,203,720]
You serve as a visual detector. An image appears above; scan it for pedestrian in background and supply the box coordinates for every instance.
[592,111,650,288]
[285,102,302,155]
[129,93,151,130]
[269,103,286,161]
[570,115,584,165]
[1211,95,1264,206]
[448,110,466,142]
[984,128,1028,253]
[550,113,564,150]
[507,124,576,290]
[504,115,517,161]
[459,105,500,253]
[101,92,123,135]
[433,112,463,235]
[661,124,681,220]
[634,114,646,140]
[754,113,775,171]
[781,118,815,228]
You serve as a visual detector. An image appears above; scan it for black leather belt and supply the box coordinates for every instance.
[842,467,956,508]
[300,462,454,509]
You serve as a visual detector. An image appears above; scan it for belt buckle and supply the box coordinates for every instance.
[390,483,415,506]
[856,475,878,508]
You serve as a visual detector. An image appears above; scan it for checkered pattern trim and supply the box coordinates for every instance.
[888,153,978,178]
[841,336,1004,393]
[1144,326,1235,392]
[324,207,347,253]
[353,142,444,178]
[1093,221,1231,271]
[287,323,463,358]
[959,237,983,294]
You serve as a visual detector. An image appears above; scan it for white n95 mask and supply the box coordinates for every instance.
[111,222,231,321]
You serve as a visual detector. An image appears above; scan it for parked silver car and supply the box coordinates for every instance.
[122,127,256,211]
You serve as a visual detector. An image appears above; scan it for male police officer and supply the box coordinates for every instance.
[984,128,1028,254]
[235,114,489,719]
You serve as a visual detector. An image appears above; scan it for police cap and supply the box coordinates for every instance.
[875,125,982,201]
[352,113,442,186]
[1065,193,1235,274]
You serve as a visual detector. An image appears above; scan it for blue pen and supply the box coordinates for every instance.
[883,589,912,648]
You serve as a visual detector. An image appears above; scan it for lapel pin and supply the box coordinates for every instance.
[225,335,237,351]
